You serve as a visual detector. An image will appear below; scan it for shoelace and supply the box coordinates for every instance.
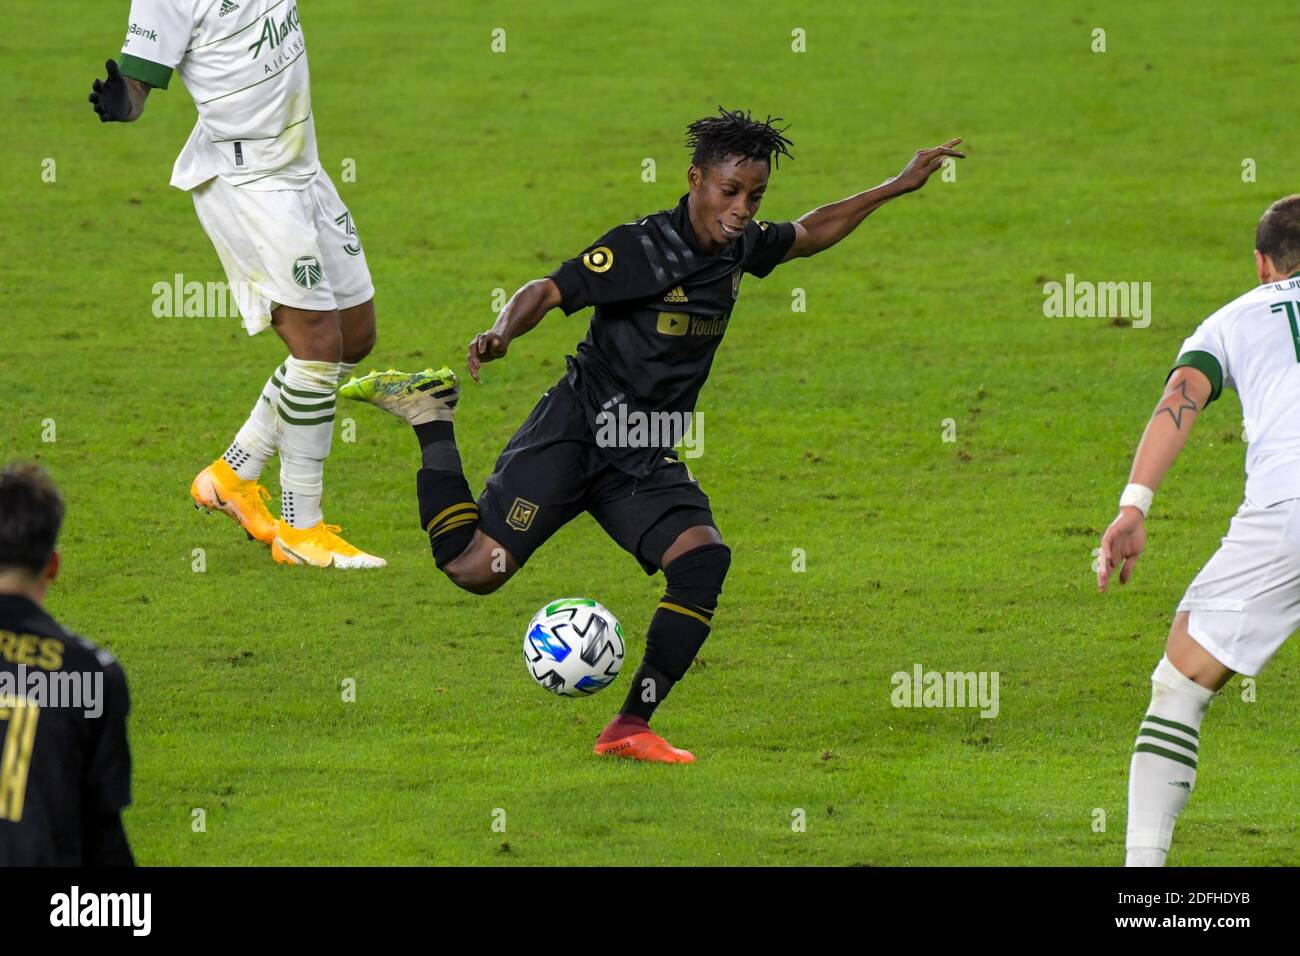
[240,483,272,512]
[314,524,361,555]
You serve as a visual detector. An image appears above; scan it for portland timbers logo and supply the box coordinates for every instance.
[292,255,322,289]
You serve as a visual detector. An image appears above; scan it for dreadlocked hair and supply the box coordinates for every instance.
[685,107,794,170]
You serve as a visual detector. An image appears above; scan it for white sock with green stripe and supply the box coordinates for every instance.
[1126,655,1215,867]
[337,361,358,386]
[277,357,339,529]
[223,363,285,481]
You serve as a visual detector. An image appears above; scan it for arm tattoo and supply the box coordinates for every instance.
[1156,379,1200,430]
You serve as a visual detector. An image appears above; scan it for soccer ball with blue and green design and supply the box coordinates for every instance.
[523,599,625,697]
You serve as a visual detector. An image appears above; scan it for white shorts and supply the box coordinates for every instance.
[191,169,374,335]
[1178,497,1300,675]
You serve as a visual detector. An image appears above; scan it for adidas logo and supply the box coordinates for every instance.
[219,0,240,16]
[663,285,688,303]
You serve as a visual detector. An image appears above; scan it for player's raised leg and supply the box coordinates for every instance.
[340,367,517,589]
[269,305,384,569]
[594,524,730,764]
[1126,613,1231,867]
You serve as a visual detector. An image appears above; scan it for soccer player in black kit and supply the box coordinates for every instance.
[343,109,963,762]
[0,463,134,864]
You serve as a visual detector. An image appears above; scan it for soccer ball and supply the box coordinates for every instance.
[523,598,625,697]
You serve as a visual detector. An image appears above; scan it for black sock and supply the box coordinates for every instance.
[620,660,676,721]
[618,598,714,721]
[413,422,477,568]
[414,420,462,472]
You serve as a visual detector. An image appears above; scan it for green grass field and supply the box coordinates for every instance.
[3,0,1298,865]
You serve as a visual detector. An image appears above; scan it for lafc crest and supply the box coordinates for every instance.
[507,497,539,531]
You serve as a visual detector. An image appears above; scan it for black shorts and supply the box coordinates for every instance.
[476,380,716,574]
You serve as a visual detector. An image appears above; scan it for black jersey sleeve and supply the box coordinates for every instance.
[743,220,797,278]
[548,222,672,315]
[83,655,132,817]
[83,812,134,867]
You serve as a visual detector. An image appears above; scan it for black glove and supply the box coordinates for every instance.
[89,59,133,122]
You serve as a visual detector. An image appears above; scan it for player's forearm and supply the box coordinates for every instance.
[491,278,560,345]
[793,179,906,257]
[1125,370,1211,493]
[121,78,150,122]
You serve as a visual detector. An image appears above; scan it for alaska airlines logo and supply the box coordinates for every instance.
[248,3,302,59]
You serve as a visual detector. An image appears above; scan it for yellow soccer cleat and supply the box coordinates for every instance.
[271,520,387,569]
[191,458,277,545]
[339,367,458,425]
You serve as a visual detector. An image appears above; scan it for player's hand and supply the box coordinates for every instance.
[1097,506,1146,592]
[466,331,508,382]
[89,59,133,123]
[892,138,965,194]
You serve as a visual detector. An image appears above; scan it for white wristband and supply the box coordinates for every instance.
[1120,483,1154,517]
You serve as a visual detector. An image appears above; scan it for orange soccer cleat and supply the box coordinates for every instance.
[593,720,696,764]
[271,520,386,569]
[190,458,277,545]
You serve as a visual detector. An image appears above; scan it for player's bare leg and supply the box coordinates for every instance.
[190,305,339,547]
[1126,612,1232,867]
[1164,613,1234,691]
[338,298,377,382]
[440,529,519,594]
[594,523,729,764]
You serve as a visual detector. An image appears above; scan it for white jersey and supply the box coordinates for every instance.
[119,0,318,191]
[1173,274,1300,507]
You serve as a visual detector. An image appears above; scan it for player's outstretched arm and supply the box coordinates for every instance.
[466,278,564,382]
[1097,366,1213,592]
[89,59,150,123]
[783,139,965,261]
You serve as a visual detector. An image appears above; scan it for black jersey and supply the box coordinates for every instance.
[0,594,133,866]
[549,193,796,477]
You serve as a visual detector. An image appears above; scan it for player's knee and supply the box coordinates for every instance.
[443,554,510,595]
[286,310,343,362]
[340,300,376,363]
[663,541,732,608]
[343,329,376,364]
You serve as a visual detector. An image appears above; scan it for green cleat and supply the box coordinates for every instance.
[338,367,459,425]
